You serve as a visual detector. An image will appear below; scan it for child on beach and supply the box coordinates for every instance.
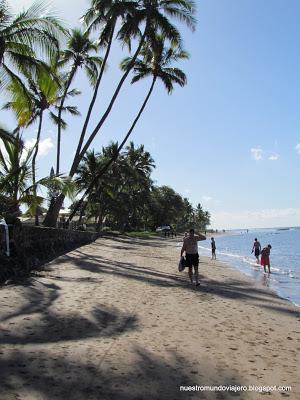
[260,244,272,273]
[211,237,216,260]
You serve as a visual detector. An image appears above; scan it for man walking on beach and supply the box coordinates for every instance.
[252,238,261,264]
[211,237,216,260]
[180,229,206,286]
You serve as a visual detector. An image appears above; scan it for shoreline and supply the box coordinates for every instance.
[0,235,299,399]
[199,253,300,308]
[195,232,300,308]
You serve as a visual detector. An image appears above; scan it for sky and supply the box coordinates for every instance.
[4,0,300,229]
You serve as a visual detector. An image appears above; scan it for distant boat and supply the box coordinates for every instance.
[277,227,290,231]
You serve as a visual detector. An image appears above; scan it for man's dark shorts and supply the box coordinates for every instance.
[186,253,199,268]
[255,248,260,257]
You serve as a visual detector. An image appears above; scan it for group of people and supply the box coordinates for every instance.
[252,238,272,273]
[179,231,273,286]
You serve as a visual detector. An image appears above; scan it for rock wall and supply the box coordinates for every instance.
[0,225,98,284]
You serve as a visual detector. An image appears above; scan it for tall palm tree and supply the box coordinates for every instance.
[56,28,102,175]
[72,0,140,175]
[70,0,196,175]
[0,0,65,90]
[68,36,188,221]
[45,0,196,227]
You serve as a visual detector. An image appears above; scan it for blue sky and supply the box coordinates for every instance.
[5,0,300,229]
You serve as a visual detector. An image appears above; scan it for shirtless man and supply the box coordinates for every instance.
[180,229,206,286]
[251,238,261,264]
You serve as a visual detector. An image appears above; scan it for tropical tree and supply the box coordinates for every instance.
[44,0,196,227]
[0,133,34,214]
[56,28,102,175]
[4,67,80,224]
[72,142,155,230]
[73,0,139,168]
[0,0,65,90]
[0,133,76,221]
[69,35,188,220]
[74,0,196,165]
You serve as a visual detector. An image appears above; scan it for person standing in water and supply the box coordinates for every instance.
[251,238,261,264]
[211,237,216,260]
[180,229,206,286]
[260,244,272,273]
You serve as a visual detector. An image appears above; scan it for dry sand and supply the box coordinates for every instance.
[0,235,299,400]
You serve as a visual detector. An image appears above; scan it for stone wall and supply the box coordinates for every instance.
[0,225,99,284]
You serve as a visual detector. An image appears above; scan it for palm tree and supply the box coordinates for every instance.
[74,0,196,166]
[45,0,196,227]
[0,0,65,90]
[4,67,80,224]
[55,28,103,175]
[72,0,141,175]
[73,142,155,230]
[0,133,76,219]
[68,36,188,220]
[0,132,33,214]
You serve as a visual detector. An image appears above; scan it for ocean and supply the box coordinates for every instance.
[198,228,300,307]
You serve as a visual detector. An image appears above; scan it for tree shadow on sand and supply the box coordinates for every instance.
[0,345,247,400]
[61,249,300,319]
[0,302,138,345]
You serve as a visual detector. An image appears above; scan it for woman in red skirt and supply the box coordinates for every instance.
[260,244,272,273]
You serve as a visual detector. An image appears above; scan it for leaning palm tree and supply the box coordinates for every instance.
[0,0,65,90]
[68,36,188,221]
[72,0,140,175]
[55,28,103,175]
[45,0,196,227]
[71,0,196,174]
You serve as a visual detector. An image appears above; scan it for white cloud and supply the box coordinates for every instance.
[250,147,263,161]
[295,143,300,154]
[210,208,300,230]
[268,154,279,161]
[24,137,54,158]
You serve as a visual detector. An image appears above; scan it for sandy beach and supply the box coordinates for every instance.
[0,235,299,400]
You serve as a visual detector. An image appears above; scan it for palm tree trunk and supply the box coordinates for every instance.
[0,37,5,65]
[69,24,149,176]
[72,27,115,169]
[78,201,87,223]
[56,65,77,175]
[32,111,43,226]
[67,76,156,223]
[43,192,64,227]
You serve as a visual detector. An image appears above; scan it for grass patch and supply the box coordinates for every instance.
[123,231,159,239]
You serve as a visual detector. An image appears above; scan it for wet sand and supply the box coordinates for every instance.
[0,235,299,399]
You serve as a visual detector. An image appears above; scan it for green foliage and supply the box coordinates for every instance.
[74,142,210,232]
[1,0,199,228]
[0,0,66,91]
